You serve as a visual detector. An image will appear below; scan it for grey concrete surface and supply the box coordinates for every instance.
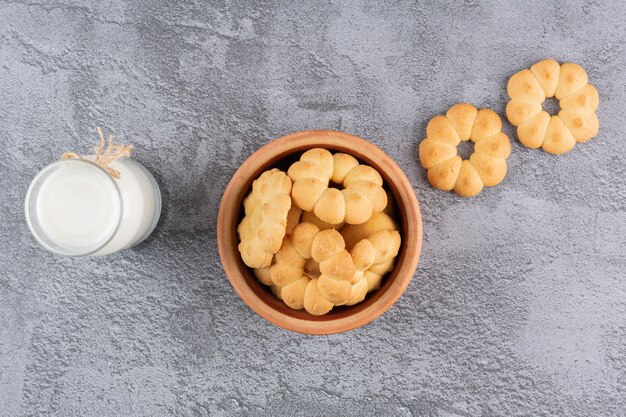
[1,0,625,416]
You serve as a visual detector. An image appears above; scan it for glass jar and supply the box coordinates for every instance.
[25,157,161,256]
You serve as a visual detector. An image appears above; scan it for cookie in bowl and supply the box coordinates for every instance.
[236,148,401,316]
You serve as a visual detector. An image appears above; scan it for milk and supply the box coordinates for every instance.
[25,157,161,256]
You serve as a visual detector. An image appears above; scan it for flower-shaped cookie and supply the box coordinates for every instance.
[237,168,292,268]
[506,59,599,154]
[348,229,401,305]
[342,212,401,293]
[419,103,511,197]
[340,211,398,251]
[288,148,387,225]
[269,222,356,315]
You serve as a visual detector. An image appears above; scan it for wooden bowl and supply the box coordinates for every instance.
[217,130,422,335]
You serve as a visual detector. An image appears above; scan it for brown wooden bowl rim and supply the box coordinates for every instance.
[217,130,422,335]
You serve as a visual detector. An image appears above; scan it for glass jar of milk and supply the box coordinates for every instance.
[25,157,161,256]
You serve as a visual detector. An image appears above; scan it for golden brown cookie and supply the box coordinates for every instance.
[419,103,511,197]
[506,59,599,154]
[340,212,398,250]
[341,213,401,297]
[267,222,357,315]
[288,148,387,225]
[237,168,292,268]
[349,230,401,296]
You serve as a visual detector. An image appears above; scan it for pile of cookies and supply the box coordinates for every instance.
[237,148,401,315]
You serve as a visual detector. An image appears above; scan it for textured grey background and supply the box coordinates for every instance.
[1,0,625,416]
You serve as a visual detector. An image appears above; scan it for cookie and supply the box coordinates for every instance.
[419,103,511,197]
[237,168,292,268]
[288,148,387,225]
[269,223,357,315]
[506,59,599,154]
[347,229,401,302]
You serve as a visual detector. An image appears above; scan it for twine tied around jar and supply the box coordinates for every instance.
[61,127,134,179]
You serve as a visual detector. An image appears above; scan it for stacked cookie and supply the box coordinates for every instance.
[237,148,401,315]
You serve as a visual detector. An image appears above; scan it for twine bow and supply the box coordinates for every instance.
[61,127,134,179]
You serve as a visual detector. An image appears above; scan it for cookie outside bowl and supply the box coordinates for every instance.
[217,130,422,335]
